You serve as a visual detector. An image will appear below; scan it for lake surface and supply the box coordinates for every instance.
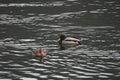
[0,0,120,80]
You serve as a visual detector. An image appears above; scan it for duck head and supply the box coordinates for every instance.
[57,34,66,47]
[58,34,66,41]
[59,34,67,41]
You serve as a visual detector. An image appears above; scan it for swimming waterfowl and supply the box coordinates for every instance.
[58,34,81,47]
[32,48,46,62]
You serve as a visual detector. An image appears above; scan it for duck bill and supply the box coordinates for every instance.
[57,38,60,42]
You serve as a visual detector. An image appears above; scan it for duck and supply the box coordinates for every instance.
[57,34,81,48]
[32,48,46,62]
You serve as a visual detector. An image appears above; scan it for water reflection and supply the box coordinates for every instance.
[0,0,120,80]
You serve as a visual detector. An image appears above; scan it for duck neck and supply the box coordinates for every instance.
[59,39,62,45]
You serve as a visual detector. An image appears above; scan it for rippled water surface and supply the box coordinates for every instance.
[0,0,120,80]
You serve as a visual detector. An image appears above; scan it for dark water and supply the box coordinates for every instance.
[0,0,120,80]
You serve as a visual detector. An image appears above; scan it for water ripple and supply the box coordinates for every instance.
[0,0,120,80]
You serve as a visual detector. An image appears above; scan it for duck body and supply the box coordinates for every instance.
[32,48,46,62]
[61,37,81,45]
[58,34,81,48]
